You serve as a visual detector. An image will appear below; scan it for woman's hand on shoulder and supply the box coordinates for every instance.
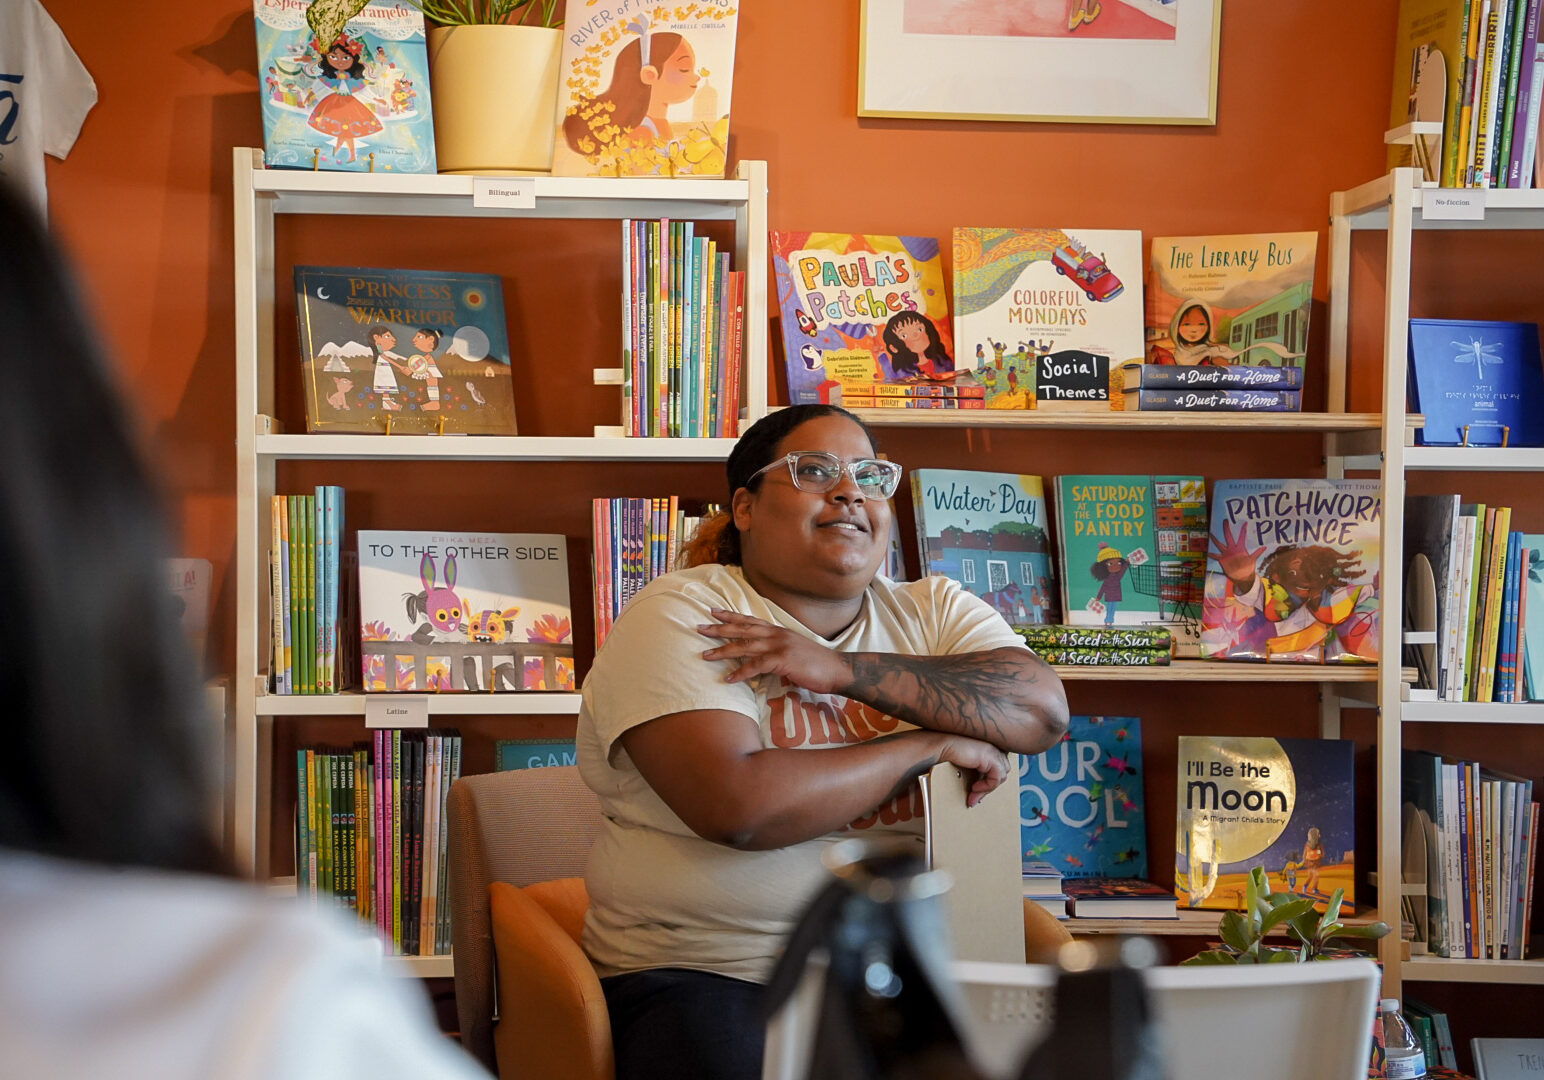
[697,609,850,694]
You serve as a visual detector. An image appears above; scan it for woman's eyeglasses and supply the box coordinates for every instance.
[746,451,903,499]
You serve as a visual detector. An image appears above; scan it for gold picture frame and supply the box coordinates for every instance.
[858,0,1221,125]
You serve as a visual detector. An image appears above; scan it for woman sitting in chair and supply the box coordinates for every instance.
[576,403,1069,1080]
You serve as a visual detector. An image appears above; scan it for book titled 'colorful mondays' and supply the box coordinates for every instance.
[1200,478,1381,664]
[953,227,1146,411]
[1019,715,1147,880]
[1145,233,1316,382]
[910,469,1059,626]
[357,531,574,693]
[552,1,739,177]
[1175,735,1355,913]
[772,232,955,406]
[253,0,435,173]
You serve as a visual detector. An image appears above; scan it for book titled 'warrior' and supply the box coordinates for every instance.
[1200,479,1381,663]
[1175,735,1355,912]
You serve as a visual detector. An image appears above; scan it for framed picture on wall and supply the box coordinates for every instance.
[858,0,1221,125]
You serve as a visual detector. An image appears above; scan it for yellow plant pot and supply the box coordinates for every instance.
[428,24,561,175]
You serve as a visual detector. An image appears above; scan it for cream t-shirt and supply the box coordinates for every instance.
[0,0,96,216]
[576,563,1026,984]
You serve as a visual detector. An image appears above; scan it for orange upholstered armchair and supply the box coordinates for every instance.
[446,766,609,1079]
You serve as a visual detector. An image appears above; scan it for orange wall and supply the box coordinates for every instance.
[41,0,1544,1044]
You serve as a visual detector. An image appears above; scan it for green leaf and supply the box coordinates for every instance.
[1288,912,1321,943]
[1182,950,1238,966]
[1265,948,1300,963]
[1318,887,1345,931]
[1260,897,1317,935]
[1219,910,1255,952]
[1331,922,1392,940]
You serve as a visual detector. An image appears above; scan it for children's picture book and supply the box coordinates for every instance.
[1525,536,1544,701]
[1020,858,1064,898]
[1052,475,1208,650]
[1063,877,1178,919]
[1200,479,1381,664]
[253,0,435,173]
[910,469,1058,626]
[1144,233,1317,376]
[494,738,578,771]
[294,266,517,435]
[770,231,954,406]
[357,531,574,693]
[1174,735,1356,912]
[552,1,738,177]
[1469,1037,1544,1080]
[1121,363,1303,390]
[1408,319,1544,446]
[1124,388,1303,412]
[1018,716,1147,880]
[952,227,1146,411]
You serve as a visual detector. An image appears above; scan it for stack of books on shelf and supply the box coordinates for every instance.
[294,730,462,958]
[1403,999,1459,1073]
[1021,858,1068,919]
[1063,877,1178,920]
[1014,625,1174,667]
[621,219,745,438]
[1401,749,1538,961]
[269,486,350,695]
[1405,496,1541,701]
[1390,0,1544,189]
[592,498,711,648]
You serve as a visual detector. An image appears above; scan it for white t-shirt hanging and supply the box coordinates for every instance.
[0,0,96,216]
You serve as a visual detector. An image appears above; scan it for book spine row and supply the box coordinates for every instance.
[1446,0,1544,187]
[622,219,745,437]
[295,731,462,956]
[592,496,709,648]
[1403,752,1537,962]
[269,485,346,694]
[1421,500,1534,702]
[1014,625,1174,649]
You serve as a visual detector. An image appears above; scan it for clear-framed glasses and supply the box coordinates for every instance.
[746,451,903,499]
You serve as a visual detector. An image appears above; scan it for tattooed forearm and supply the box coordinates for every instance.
[840,648,1066,754]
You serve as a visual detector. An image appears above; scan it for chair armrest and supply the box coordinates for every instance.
[489,881,614,1080]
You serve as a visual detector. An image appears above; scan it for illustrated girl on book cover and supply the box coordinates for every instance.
[555,6,738,177]
[306,32,381,164]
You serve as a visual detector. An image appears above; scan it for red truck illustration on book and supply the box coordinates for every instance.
[1051,237,1124,302]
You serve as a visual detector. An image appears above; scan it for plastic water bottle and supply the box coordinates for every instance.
[1379,998,1427,1079]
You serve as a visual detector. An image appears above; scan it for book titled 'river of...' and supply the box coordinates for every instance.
[357,531,573,693]
[1175,735,1355,913]
[1145,233,1317,383]
[552,1,739,177]
[1200,479,1381,664]
[295,266,516,435]
[910,469,1058,626]
[1019,716,1147,880]
[772,232,955,406]
[253,0,435,173]
[1053,475,1209,650]
[952,228,1146,411]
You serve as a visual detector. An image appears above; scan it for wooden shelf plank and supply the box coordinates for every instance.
[1404,446,1544,471]
[1402,701,1544,724]
[256,691,581,717]
[389,954,454,979]
[254,433,738,462]
[1065,905,1383,936]
[1053,660,1381,683]
[1402,956,1544,985]
[849,410,1382,433]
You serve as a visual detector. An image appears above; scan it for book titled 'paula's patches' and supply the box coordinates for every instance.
[1174,735,1355,913]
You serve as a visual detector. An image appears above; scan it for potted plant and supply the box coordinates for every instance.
[1182,866,1391,965]
[410,1,565,174]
